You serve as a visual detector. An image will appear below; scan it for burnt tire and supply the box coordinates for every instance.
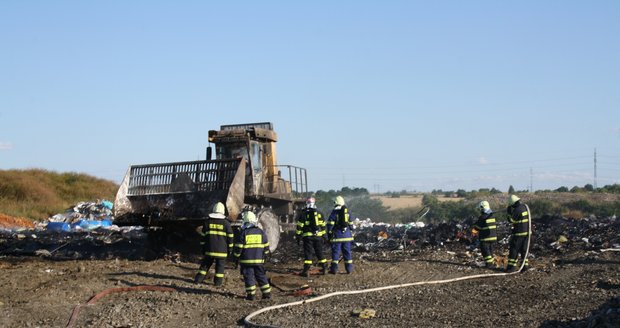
[257,208,280,252]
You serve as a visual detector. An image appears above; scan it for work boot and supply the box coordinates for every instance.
[245,294,255,301]
[320,264,327,275]
[300,270,310,278]
[214,277,223,287]
[505,266,516,273]
[485,262,496,269]
[262,292,271,300]
[194,273,206,284]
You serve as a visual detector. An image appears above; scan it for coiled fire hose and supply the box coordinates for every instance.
[244,205,534,328]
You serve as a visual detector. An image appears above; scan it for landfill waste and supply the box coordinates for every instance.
[45,200,115,231]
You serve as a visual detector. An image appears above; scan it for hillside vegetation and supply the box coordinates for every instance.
[0,169,118,221]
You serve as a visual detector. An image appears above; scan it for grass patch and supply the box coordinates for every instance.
[0,169,118,221]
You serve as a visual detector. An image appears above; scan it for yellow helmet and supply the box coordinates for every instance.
[478,200,490,211]
[334,196,345,206]
[508,194,520,206]
[242,211,258,224]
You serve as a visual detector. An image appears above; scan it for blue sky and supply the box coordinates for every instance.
[1,1,619,193]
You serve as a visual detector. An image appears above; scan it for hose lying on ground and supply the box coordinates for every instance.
[244,205,535,328]
[65,285,176,328]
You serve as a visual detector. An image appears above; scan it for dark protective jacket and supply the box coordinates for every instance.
[199,215,234,258]
[233,225,270,265]
[327,205,353,242]
[507,202,530,237]
[473,211,497,242]
[296,208,326,238]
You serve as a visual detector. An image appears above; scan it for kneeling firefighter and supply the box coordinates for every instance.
[295,197,328,277]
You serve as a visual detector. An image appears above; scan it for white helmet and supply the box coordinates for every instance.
[478,200,490,212]
[242,211,258,224]
[508,195,520,206]
[334,195,345,206]
[210,202,226,219]
[306,197,316,208]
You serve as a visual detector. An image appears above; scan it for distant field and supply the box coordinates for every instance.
[371,195,462,210]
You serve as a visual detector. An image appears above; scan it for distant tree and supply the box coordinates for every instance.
[584,184,594,192]
[490,188,502,194]
[456,189,467,198]
[570,186,581,193]
[555,186,569,192]
[508,185,515,194]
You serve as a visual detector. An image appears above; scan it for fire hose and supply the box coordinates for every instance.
[244,205,534,328]
[65,285,176,328]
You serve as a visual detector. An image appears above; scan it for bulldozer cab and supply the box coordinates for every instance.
[208,122,297,201]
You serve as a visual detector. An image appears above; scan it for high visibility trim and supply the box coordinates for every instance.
[345,260,353,264]
[304,260,313,264]
[521,211,528,216]
[215,273,224,278]
[481,237,497,241]
[318,259,327,264]
[240,259,265,264]
[246,285,257,291]
[331,260,339,264]
[237,243,269,249]
[514,232,529,236]
[331,237,354,242]
[198,270,207,275]
[205,231,229,237]
[204,252,228,258]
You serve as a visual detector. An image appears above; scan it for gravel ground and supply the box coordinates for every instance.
[0,235,619,328]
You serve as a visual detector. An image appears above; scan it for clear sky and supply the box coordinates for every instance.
[1,1,619,193]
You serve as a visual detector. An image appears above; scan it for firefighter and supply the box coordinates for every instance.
[327,195,354,274]
[473,200,497,269]
[506,194,532,272]
[194,202,234,286]
[295,197,328,277]
[233,210,272,301]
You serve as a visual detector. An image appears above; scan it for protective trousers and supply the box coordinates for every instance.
[302,236,327,273]
[241,265,271,299]
[507,236,529,271]
[330,241,353,274]
[479,241,495,267]
[195,257,226,286]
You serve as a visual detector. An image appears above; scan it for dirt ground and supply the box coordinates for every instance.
[1,233,619,328]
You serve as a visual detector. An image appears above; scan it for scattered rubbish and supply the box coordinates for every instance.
[291,285,313,297]
[352,308,376,319]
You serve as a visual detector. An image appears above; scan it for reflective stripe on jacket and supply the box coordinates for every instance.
[296,208,326,237]
[327,205,353,242]
[473,211,497,242]
[233,225,270,265]
[199,216,234,258]
[507,203,530,237]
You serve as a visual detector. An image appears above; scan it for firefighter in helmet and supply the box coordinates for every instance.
[472,200,498,269]
[506,194,532,272]
[233,210,272,300]
[326,195,354,274]
[194,202,234,286]
[295,197,328,277]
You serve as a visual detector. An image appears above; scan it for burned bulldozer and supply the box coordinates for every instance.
[114,122,308,251]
